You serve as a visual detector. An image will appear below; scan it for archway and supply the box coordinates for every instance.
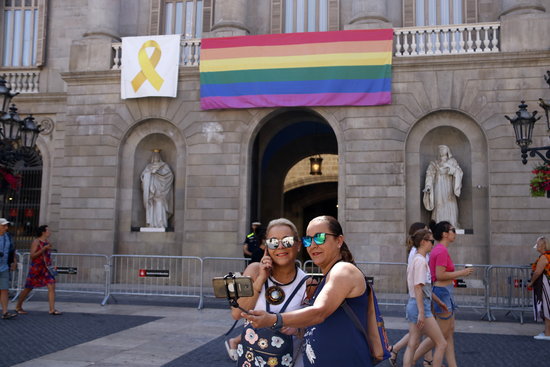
[251,109,338,237]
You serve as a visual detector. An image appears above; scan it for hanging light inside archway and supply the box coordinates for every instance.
[309,154,323,175]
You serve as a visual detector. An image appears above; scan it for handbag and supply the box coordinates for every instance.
[341,281,391,365]
[43,253,57,277]
[236,275,309,367]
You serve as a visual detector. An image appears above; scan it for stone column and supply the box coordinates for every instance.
[345,0,391,30]
[69,0,121,71]
[500,0,549,52]
[210,0,250,37]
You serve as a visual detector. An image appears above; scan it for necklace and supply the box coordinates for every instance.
[265,267,298,305]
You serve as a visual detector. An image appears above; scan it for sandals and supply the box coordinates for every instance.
[49,310,63,315]
[424,359,446,367]
[224,340,238,361]
[2,312,17,319]
[389,345,398,367]
[15,308,28,314]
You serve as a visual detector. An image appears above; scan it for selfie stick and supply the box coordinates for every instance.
[223,272,250,314]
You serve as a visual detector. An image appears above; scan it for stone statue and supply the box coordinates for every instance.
[423,145,463,228]
[141,150,174,228]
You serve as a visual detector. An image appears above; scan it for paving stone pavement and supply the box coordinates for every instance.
[2,294,549,366]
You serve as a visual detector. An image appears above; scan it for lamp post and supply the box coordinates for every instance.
[506,72,550,165]
[0,77,41,169]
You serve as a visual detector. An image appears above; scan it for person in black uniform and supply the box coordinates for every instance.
[243,221,265,263]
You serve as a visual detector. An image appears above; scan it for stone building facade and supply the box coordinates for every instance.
[1,0,549,266]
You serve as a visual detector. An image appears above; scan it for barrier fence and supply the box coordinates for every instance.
[8,253,534,322]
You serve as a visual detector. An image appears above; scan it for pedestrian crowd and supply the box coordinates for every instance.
[222,217,549,367]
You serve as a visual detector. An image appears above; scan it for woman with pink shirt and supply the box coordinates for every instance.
[413,221,474,367]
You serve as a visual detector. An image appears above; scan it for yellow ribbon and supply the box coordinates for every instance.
[131,40,164,92]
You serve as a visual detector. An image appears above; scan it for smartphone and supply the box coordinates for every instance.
[212,275,254,298]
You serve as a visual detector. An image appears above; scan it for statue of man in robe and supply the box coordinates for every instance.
[141,150,174,228]
[423,145,463,228]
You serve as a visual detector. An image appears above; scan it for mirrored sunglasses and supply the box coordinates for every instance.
[265,236,295,250]
[302,232,339,248]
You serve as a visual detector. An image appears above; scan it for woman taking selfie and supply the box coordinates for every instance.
[243,215,371,367]
[231,218,309,367]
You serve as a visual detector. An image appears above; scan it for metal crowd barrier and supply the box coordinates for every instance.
[485,265,532,323]
[5,253,535,323]
[8,252,24,300]
[11,252,110,302]
[104,255,203,308]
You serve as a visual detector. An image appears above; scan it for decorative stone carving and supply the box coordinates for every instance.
[141,149,174,228]
[423,145,463,227]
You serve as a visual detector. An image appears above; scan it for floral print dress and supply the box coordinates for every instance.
[24,240,55,288]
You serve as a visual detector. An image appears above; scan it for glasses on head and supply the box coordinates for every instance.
[424,238,435,244]
[265,236,295,250]
[302,233,339,248]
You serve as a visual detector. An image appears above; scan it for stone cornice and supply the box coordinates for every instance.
[60,67,200,85]
[394,50,550,72]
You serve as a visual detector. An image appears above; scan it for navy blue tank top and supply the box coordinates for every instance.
[303,277,372,367]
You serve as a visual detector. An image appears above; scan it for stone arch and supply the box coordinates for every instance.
[405,109,490,264]
[239,107,342,239]
[115,118,186,255]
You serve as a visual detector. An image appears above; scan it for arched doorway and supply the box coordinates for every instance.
[250,109,338,240]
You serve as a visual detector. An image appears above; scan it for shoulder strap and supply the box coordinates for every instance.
[341,280,371,341]
[281,275,310,312]
[265,274,310,313]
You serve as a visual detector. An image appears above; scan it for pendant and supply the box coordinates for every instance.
[266,285,285,305]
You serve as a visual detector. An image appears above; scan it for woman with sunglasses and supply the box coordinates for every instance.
[230,218,309,367]
[402,229,447,367]
[243,215,371,366]
[413,221,474,367]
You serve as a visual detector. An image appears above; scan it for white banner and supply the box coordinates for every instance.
[121,35,180,99]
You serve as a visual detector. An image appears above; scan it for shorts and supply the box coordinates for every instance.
[405,297,433,323]
[0,270,9,290]
[432,285,457,316]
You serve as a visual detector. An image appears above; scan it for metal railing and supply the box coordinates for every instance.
[7,253,534,322]
[104,254,203,307]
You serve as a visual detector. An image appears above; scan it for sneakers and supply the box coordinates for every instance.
[534,333,550,340]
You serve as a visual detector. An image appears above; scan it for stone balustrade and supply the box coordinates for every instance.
[111,38,201,70]
[1,70,41,93]
[394,22,500,56]
[111,23,500,69]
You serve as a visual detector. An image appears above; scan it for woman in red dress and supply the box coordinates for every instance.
[15,225,62,315]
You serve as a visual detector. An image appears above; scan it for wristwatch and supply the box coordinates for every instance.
[271,313,283,330]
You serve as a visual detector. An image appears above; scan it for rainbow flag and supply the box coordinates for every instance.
[199,29,393,110]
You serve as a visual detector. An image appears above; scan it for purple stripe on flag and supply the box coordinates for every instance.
[200,92,391,110]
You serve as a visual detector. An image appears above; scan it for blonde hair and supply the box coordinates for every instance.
[266,218,299,239]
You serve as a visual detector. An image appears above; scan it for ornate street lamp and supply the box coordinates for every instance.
[506,72,550,165]
[0,78,41,168]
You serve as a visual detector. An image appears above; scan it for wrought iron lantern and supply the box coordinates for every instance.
[0,78,41,168]
[507,72,550,165]
[309,155,323,175]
